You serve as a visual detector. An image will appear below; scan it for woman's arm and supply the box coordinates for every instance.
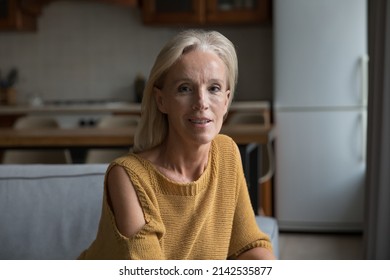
[107,165,146,238]
[237,247,276,260]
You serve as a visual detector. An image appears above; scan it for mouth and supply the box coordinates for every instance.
[189,118,212,125]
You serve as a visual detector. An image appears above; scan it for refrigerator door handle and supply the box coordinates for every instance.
[360,110,367,162]
[359,54,369,163]
[360,54,369,107]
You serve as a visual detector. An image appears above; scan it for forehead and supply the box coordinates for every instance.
[166,50,227,81]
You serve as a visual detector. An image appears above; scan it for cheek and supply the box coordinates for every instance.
[213,94,229,113]
[165,97,193,117]
[157,93,185,114]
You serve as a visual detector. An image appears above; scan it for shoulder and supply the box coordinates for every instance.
[106,154,155,212]
[107,153,160,205]
[213,134,240,156]
[107,164,131,188]
[111,153,144,169]
[108,153,152,181]
[212,134,242,172]
[214,134,236,149]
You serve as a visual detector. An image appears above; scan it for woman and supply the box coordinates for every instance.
[79,30,275,260]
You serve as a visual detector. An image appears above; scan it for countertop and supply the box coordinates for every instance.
[0,101,270,115]
[0,124,275,148]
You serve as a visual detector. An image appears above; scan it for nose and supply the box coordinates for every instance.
[192,87,209,111]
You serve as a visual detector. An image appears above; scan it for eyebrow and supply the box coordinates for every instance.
[170,78,225,85]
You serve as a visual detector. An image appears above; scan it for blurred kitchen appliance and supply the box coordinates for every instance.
[274,0,368,231]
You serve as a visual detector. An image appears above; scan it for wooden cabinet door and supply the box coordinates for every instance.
[206,0,271,24]
[141,0,205,25]
[0,0,37,31]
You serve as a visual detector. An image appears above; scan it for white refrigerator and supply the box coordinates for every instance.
[274,0,368,231]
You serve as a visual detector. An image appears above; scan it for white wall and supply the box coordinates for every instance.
[0,1,272,103]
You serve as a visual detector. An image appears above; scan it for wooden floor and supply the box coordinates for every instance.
[278,232,364,260]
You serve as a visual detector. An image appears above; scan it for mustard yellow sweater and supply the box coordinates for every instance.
[78,135,272,259]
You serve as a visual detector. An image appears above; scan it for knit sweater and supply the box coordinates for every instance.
[78,134,272,259]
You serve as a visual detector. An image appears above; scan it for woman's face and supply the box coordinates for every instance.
[155,49,230,147]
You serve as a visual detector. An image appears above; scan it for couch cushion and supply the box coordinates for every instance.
[0,164,107,260]
[0,164,278,259]
[256,216,279,259]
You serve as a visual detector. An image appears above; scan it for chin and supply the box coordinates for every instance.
[191,132,219,146]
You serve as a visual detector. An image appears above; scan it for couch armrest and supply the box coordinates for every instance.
[256,215,279,259]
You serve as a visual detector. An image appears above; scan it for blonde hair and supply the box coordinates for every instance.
[133,29,238,153]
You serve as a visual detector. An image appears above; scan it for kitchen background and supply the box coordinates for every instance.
[3,0,388,260]
[0,0,273,105]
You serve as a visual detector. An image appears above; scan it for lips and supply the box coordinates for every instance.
[189,118,212,124]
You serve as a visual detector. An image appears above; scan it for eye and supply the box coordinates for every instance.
[178,84,192,93]
[209,84,222,94]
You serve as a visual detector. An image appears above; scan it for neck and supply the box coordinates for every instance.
[156,138,211,183]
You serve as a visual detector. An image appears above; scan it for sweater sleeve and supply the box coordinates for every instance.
[79,160,167,260]
[227,142,273,259]
[85,188,166,260]
[111,162,167,260]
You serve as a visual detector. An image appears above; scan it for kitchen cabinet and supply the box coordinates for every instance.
[0,0,42,31]
[103,0,137,6]
[141,0,271,25]
[0,0,137,31]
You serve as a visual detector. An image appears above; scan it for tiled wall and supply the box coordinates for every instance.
[0,1,273,104]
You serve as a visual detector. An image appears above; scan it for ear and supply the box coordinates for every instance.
[224,90,231,113]
[154,86,167,114]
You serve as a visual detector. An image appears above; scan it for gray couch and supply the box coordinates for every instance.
[0,164,279,259]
